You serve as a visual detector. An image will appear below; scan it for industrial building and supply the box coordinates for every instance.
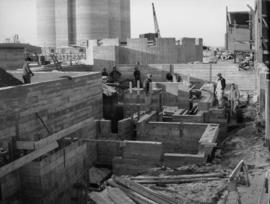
[2,0,270,203]
[37,0,131,48]
[87,37,203,69]
[225,9,253,52]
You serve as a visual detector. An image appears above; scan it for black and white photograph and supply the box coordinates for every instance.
[0,0,269,203]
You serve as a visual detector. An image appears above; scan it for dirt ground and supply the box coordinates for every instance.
[217,120,270,204]
[135,102,270,204]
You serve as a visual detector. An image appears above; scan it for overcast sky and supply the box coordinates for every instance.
[0,0,255,47]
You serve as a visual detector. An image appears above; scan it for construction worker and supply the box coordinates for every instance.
[216,73,226,108]
[144,74,152,94]
[133,64,141,87]
[101,68,109,77]
[229,83,240,113]
[22,57,34,84]
[109,66,121,83]
[166,72,173,82]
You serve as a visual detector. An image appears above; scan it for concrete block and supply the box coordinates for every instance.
[163,153,206,168]
[122,140,163,161]
[112,157,161,176]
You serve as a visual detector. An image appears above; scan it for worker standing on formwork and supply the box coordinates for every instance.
[101,68,109,77]
[216,73,226,108]
[22,57,34,84]
[109,66,121,83]
[133,63,142,87]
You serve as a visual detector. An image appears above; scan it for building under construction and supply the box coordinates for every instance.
[225,9,254,52]
[1,0,270,204]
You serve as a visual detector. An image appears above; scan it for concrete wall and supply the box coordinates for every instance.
[177,38,203,63]
[87,38,203,67]
[0,171,21,203]
[122,90,162,117]
[21,142,88,204]
[137,122,207,154]
[174,63,256,91]
[153,82,190,109]
[255,63,267,112]
[0,72,102,203]
[227,27,251,51]
[0,48,25,69]
[0,72,102,142]
[96,118,134,165]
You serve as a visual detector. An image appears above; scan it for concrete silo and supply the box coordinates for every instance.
[54,0,76,47]
[68,0,77,45]
[120,0,131,41]
[76,0,110,45]
[108,0,121,39]
[36,0,56,47]
[37,0,131,47]
[55,0,69,47]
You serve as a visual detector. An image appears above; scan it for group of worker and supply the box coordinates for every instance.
[102,63,153,94]
[215,73,240,114]
[24,56,239,114]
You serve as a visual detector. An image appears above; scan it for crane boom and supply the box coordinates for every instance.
[152,3,161,37]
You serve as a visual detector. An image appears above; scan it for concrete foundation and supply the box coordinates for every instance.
[0,72,102,203]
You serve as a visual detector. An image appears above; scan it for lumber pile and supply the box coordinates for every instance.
[89,176,183,204]
[130,172,226,184]
[88,171,228,204]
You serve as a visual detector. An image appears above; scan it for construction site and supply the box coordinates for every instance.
[0,0,270,203]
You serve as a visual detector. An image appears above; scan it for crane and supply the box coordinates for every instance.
[152,3,161,38]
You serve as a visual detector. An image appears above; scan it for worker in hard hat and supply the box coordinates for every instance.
[22,57,34,84]
[216,73,226,108]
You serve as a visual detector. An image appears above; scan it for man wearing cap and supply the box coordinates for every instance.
[216,73,226,107]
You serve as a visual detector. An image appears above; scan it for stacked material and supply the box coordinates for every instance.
[88,173,227,204]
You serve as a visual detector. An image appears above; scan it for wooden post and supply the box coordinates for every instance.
[262,0,270,149]
[137,81,140,120]
[210,63,213,82]
[129,81,132,94]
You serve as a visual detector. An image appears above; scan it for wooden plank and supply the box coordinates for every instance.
[0,142,58,178]
[88,190,114,204]
[84,139,123,144]
[131,173,226,181]
[107,187,136,204]
[16,118,93,150]
[199,124,219,145]
[113,176,184,204]
[107,179,158,204]
[229,160,244,181]
[131,177,221,184]
[16,141,35,150]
